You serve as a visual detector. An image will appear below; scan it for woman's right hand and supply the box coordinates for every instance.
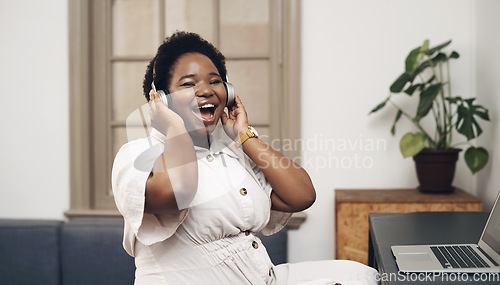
[146,89,198,214]
[149,89,184,135]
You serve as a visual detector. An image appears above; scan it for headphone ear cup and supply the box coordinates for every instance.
[157,90,172,108]
[224,82,235,107]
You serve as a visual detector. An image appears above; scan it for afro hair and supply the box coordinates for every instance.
[142,31,227,101]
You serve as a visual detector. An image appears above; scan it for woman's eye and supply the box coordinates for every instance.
[181,82,195,87]
[210,79,222,84]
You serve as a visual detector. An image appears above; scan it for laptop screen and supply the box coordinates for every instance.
[482,193,500,254]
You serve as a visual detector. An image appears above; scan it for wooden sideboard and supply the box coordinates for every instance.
[335,188,482,265]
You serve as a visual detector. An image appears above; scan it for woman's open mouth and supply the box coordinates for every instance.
[193,103,217,123]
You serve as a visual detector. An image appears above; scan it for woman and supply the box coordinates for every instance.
[112,31,378,285]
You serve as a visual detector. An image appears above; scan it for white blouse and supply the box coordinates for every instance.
[112,129,378,285]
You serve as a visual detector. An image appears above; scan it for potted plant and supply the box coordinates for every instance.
[370,39,490,193]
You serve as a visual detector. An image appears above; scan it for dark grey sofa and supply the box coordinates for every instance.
[0,218,287,285]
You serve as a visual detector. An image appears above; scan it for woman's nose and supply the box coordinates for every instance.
[195,83,213,97]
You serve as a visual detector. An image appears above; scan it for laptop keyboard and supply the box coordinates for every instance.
[431,245,490,269]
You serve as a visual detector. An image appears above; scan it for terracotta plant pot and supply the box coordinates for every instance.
[413,148,461,193]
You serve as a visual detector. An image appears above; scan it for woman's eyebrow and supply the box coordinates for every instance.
[179,74,196,81]
[178,72,220,81]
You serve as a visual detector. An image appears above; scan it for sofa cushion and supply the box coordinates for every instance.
[60,218,135,285]
[0,219,62,285]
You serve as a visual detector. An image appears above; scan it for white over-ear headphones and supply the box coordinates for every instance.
[223,79,236,107]
[152,77,235,108]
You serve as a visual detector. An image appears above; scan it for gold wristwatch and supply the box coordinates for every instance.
[235,126,259,147]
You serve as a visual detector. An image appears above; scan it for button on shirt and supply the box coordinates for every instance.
[112,129,291,284]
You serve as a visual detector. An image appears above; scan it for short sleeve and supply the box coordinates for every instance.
[245,156,292,236]
[111,138,189,253]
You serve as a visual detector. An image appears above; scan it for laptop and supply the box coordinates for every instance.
[391,190,500,273]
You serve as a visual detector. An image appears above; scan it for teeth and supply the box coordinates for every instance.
[200,104,214,108]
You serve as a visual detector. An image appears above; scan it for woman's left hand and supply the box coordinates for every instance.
[221,94,248,141]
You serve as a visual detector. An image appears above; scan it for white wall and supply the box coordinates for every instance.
[0,0,498,264]
[0,0,69,220]
[475,0,500,211]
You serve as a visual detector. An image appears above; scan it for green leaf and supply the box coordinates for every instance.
[415,83,442,121]
[473,107,490,121]
[431,52,448,65]
[421,39,429,54]
[455,99,490,140]
[391,110,403,135]
[369,96,390,114]
[426,40,452,55]
[464,146,489,174]
[390,73,411,93]
[406,44,451,82]
[464,98,475,105]
[404,84,420,96]
[400,132,425,158]
[406,47,424,75]
[450,51,460,59]
[445,96,463,104]
[457,105,483,139]
[409,60,431,82]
